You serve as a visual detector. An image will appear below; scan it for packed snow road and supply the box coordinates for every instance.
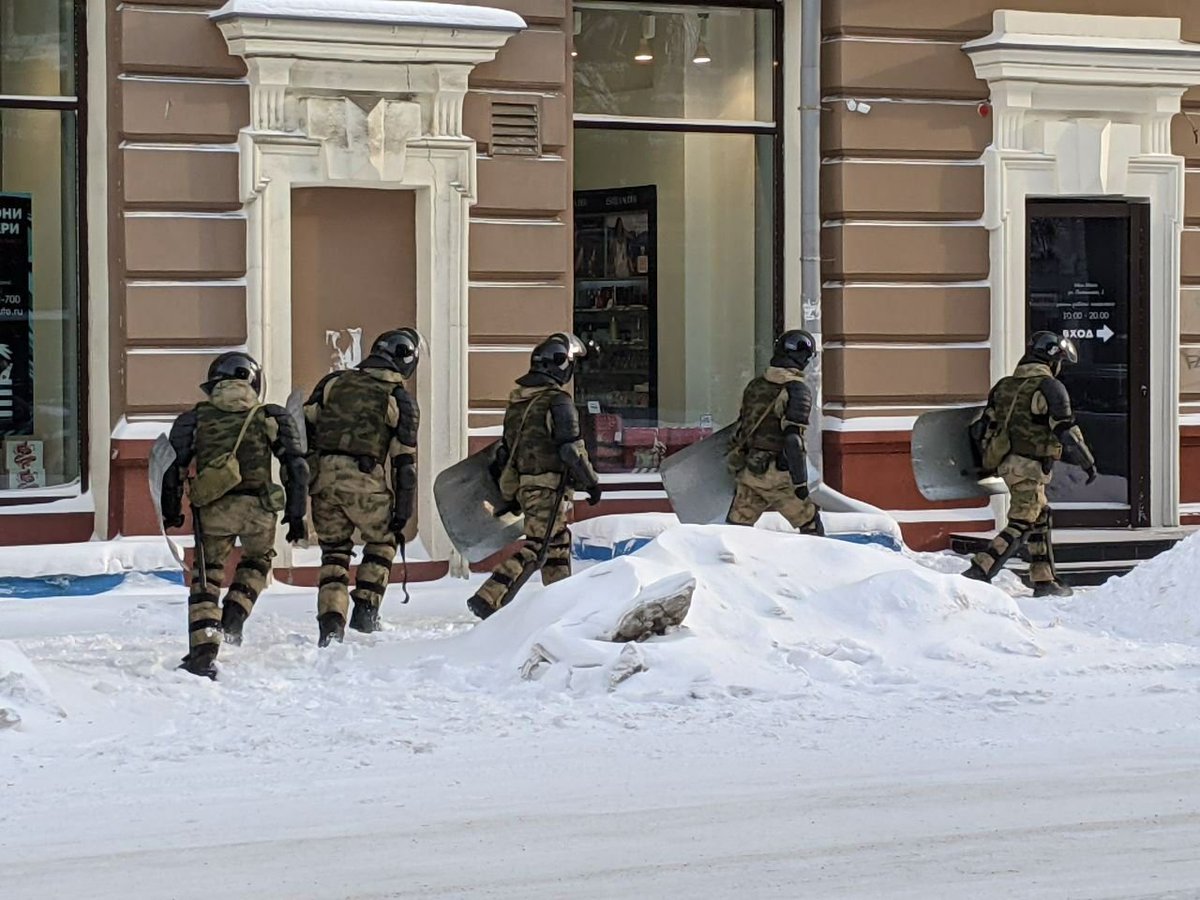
[2,526,1199,898]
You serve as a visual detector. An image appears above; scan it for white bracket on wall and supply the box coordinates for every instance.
[965,10,1200,528]
[211,0,525,564]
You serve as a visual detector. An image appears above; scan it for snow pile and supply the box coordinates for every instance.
[1062,529,1200,646]
[0,537,179,580]
[0,640,64,730]
[572,510,904,562]
[394,525,1039,696]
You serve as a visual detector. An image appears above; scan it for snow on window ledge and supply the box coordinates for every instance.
[210,0,526,32]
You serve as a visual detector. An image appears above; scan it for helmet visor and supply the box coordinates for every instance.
[558,332,588,360]
[1059,337,1079,365]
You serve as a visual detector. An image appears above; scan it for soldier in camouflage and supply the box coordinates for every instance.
[467,333,601,620]
[963,331,1097,597]
[305,329,421,647]
[162,352,309,679]
[725,330,824,536]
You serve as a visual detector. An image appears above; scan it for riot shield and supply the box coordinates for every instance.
[433,445,525,564]
[659,425,738,525]
[910,406,1007,502]
[285,388,308,455]
[147,434,188,573]
[660,424,898,523]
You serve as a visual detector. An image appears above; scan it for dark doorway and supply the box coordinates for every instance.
[1026,200,1150,528]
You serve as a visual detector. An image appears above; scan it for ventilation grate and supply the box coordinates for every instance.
[491,101,540,156]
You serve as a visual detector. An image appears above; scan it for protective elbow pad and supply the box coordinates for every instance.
[558,440,597,489]
[392,455,417,520]
[782,429,808,486]
[1057,425,1096,471]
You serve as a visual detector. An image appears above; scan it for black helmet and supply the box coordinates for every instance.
[771,329,817,371]
[202,351,263,396]
[362,328,422,378]
[529,332,587,385]
[1027,331,1078,369]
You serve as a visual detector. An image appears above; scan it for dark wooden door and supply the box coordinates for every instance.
[1026,200,1151,528]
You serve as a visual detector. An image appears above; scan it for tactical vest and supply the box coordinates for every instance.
[194,404,273,491]
[503,390,563,476]
[991,374,1061,461]
[314,370,393,463]
[738,377,787,454]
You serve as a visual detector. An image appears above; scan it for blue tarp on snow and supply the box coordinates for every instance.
[0,570,183,600]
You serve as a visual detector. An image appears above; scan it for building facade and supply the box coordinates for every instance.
[0,0,1198,566]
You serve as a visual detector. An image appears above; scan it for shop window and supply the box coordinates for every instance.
[0,2,83,493]
[573,2,778,474]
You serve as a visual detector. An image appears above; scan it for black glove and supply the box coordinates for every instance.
[493,497,520,518]
[587,483,603,506]
[794,483,810,502]
[285,517,307,545]
[164,511,185,530]
[1085,466,1099,485]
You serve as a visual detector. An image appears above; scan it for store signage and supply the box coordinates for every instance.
[0,193,33,436]
[1062,325,1115,342]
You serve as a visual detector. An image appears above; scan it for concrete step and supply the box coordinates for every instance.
[949,527,1195,587]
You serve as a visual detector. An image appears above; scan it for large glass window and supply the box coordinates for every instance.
[0,2,82,493]
[573,1,779,474]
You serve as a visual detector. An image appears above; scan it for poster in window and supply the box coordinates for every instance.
[0,193,32,437]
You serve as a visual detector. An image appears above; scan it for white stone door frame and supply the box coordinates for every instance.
[212,1,524,563]
[965,10,1200,528]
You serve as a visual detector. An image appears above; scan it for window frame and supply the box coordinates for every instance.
[571,0,786,389]
[0,0,88,502]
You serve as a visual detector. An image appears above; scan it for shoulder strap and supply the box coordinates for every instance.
[230,404,265,457]
[504,394,543,465]
[996,379,1029,433]
[734,386,785,452]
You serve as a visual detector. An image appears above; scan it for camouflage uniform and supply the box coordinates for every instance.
[970,361,1096,585]
[305,366,418,629]
[471,380,599,613]
[163,379,308,668]
[725,366,822,533]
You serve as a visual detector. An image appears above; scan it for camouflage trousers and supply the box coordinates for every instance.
[188,493,277,654]
[972,455,1057,584]
[311,463,397,621]
[725,464,821,533]
[474,475,571,611]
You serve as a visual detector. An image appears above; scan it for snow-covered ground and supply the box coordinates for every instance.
[3,525,1199,899]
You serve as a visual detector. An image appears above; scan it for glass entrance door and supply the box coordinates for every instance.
[1026,201,1151,528]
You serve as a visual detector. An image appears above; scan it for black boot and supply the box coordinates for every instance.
[348,601,380,634]
[467,594,496,621]
[179,646,218,680]
[221,603,248,646]
[1032,580,1073,598]
[800,512,825,537]
[961,562,992,582]
[317,612,345,647]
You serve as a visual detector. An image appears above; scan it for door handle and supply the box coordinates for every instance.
[1141,385,1148,397]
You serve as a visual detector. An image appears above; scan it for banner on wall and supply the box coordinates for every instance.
[0,193,33,437]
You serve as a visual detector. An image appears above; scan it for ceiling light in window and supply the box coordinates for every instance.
[692,13,711,65]
[571,10,581,58]
[635,14,655,63]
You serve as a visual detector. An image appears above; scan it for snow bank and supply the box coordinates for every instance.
[394,525,1038,696]
[1062,529,1200,646]
[0,641,64,730]
[0,538,179,580]
[571,510,904,562]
